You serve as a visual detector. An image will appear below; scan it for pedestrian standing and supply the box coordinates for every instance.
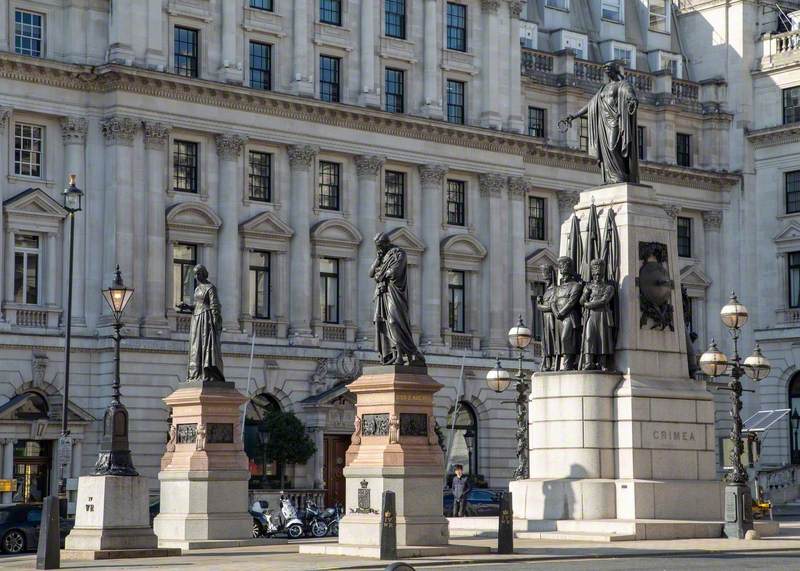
[451,464,471,517]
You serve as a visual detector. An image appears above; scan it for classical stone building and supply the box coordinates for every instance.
[0,0,752,511]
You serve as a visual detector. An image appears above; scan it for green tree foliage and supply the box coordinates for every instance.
[262,410,316,488]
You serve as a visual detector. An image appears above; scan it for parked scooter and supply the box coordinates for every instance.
[249,500,277,538]
[250,495,304,539]
[298,499,329,538]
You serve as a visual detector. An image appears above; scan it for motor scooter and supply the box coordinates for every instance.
[250,496,304,539]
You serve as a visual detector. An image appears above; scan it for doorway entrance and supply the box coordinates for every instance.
[12,440,52,503]
[323,434,349,508]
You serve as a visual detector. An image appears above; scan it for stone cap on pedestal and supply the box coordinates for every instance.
[348,365,442,396]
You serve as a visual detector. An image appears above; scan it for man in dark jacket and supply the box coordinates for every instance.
[451,464,471,517]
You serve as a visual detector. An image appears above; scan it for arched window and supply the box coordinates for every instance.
[790,375,800,465]
[445,402,478,476]
[244,392,282,489]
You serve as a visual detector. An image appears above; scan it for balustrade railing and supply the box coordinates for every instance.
[574,60,603,82]
[672,79,699,101]
[17,309,48,328]
[521,49,554,74]
[775,30,800,55]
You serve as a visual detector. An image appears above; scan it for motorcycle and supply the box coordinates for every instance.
[298,499,329,538]
[321,502,343,537]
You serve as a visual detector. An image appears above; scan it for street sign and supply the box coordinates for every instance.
[58,436,73,467]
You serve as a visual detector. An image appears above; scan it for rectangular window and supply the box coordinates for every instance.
[787,171,800,215]
[446,3,467,52]
[677,217,692,258]
[784,86,800,125]
[174,26,199,78]
[320,0,342,26]
[545,0,568,9]
[676,133,692,167]
[790,252,800,308]
[448,271,465,333]
[14,123,43,178]
[173,140,199,193]
[602,0,621,21]
[528,196,546,241]
[446,80,465,124]
[528,107,546,138]
[318,161,341,210]
[530,282,545,341]
[15,10,43,57]
[250,0,273,10]
[173,243,197,307]
[248,151,272,202]
[385,0,406,39]
[13,234,39,305]
[385,170,405,218]
[579,116,589,152]
[649,0,668,32]
[320,258,340,323]
[249,41,272,90]
[637,125,646,160]
[447,180,466,226]
[613,46,633,68]
[249,251,271,319]
[385,68,405,113]
[320,55,341,103]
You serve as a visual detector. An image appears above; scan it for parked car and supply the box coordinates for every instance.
[0,504,74,554]
[442,488,504,517]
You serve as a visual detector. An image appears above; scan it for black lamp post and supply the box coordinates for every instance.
[485,316,533,480]
[463,429,476,476]
[58,175,83,491]
[791,410,800,465]
[94,266,137,476]
[699,292,771,539]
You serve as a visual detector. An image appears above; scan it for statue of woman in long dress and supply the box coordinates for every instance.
[177,264,225,383]
[560,62,639,184]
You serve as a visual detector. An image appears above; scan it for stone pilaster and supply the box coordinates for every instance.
[419,164,448,348]
[557,191,580,219]
[288,144,319,339]
[145,0,166,69]
[292,1,314,96]
[0,108,11,318]
[508,176,529,320]
[0,0,7,52]
[702,210,723,344]
[480,1,502,129]
[108,0,134,63]
[421,0,443,119]
[662,203,682,221]
[480,173,509,349]
[142,122,171,334]
[359,0,379,107]
[354,155,386,340]
[216,134,248,333]
[220,0,243,83]
[507,1,524,132]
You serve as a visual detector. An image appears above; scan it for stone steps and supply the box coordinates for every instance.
[519,531,637,542]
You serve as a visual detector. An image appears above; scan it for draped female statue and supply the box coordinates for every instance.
[177,265,225,383]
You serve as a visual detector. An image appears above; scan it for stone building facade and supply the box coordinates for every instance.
[0,0,741,509]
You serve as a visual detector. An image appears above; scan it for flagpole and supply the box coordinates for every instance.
[241,331,257,435]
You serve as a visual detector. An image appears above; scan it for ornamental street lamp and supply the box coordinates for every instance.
[94,266,138,476]
[699,292,771,539]
[485,316,534,480]
[59,175,83,491]
[791,410,800,465]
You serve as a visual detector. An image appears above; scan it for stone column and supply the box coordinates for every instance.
[1,439,14,504]
[703,210,723,345]
[508,176,528,319]
[46,234,59,307]
[100,117,138,311]
[292,0,314,96]
[359,0,379,107]
[142,122,171,334]
[507,1,524,132]
[480,173,509,349]
[145,0,166,69]
[354,155,385,341]
[0,108,11,317]
[419,164,448,347]
[108,0,133,63]
[0,0,7,51]
[61,117,88,326]
[63,2,85,63]
[287,145,319,339]
[421,0,443,119]
[216,134,248,333]
[480,1,502,129]
[220,0,243,83]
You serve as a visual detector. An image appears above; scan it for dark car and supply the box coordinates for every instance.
[0,504,74,554]
[442,488,504,517]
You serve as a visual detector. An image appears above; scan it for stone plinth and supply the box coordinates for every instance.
[63,475,179,559]
[153,381,252,549]
[300,365,491,558]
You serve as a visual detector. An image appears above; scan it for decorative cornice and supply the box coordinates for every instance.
[507,176,529,196]
[508,0,524,18]
[215,133,247,160]
[557,191,580,212]
[354,155,386,178]
[143,121,171,149]
[287,144,319,169]
[482,0,501,12]
[60,116,88,144]
[478,173,508,196]
[100,115,138,146]
[0,107,12,132]
[661,203,681,220]
[702,210,723,230]
[419,164,448,186]
[747,123,800,149]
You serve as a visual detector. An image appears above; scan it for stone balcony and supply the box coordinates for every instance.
[758,30,800,71]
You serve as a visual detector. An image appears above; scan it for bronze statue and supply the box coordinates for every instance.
[177,264,225,383]
[682,285,699,378]
[560,62,639,184]
[370,232,426,366]
[552,256,584,371]
[536,264,560,372]
[580,259,616,371]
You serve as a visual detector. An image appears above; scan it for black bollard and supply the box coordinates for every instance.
[379,490,397,561]
[497,491,514,555]
[384,563,416,571]
[36,495,60,570]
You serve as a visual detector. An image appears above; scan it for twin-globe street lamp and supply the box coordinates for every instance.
[699,292,771,539]
[485,316,533,480]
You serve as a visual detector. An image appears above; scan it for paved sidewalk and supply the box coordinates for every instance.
[2,524,799,571]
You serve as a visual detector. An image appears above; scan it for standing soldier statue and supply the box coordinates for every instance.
[552,257,584,371]
[580,259,616,371]
[537,264,560,372]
